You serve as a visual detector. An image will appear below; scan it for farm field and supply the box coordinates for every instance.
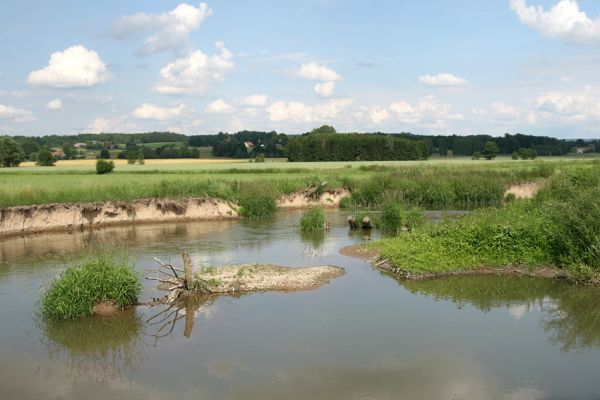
[1,156,597,208]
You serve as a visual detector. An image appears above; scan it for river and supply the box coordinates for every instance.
[1,209,599,399]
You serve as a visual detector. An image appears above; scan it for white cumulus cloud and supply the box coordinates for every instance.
[155,42,234,94]
[510,0,600,45]
[241,94,268,107]
[369,107,390,124]
[111,2,213,55]
[314,81,336,97]
[266,98,352,123]
[46,98,63,110]
[419,73,468,87]
[0,104,34,122]
[27,45,110,88]
[295,62,341,82]
[205,99,233,114]
[132,103,185,120]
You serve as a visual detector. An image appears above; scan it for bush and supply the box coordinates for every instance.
[378,201,424,234]
[0,137,25,167]
[299,207,327,231]
[238,185,277,220]
[36,149,56,166]
[99,148,110,159]
[96,159,115,174]
[41,253,141,320]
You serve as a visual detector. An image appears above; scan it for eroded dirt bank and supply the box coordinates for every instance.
[0,189,350,237]
[0,198,238,237]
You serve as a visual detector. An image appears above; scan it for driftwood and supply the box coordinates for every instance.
[146,253,193,305]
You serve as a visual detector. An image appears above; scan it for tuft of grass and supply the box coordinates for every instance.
[378,201,424,234]
[41,253,141,320]
[299,206,327,231]
[237,184,278,220]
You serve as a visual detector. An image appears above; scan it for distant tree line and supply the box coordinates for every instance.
[286,127,428,161]
[189,131,288,158]
[393,133,577,157]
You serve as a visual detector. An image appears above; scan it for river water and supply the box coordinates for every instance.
[1,209,599,399]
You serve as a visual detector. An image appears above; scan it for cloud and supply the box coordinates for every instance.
[295,62,341,82]
[132,103,185,120]
[510,0,600,45]
[266,98,353,123]
[419,73,468,87]
[369,107,390,124]
[314,81,336,97]
[85,116,137,133]
[241,94,268,107]
[205,99,233,114]
[155,42,234,94]
[27,45,110,88]
[111,2,213,55]
[0,103,34,122]
[492,101,520,119]
[46,98,63,110]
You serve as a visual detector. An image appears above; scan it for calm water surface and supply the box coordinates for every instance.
[1,209,599,399]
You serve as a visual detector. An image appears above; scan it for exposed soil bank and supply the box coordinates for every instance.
[0,198,237,237]
[0,190,350,237]
[194,264,345,293]
[278,189,350,209]
[504,181,545,199]
[339,244,566,281]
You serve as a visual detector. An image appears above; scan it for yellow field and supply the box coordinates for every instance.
[18,158,248,168]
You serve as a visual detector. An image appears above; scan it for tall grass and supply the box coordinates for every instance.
[41,253,142,320]
[369,165,600,280]
[299,207,327,231]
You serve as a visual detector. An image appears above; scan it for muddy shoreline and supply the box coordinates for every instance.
[339,244,567,281]
[0,189,349,238]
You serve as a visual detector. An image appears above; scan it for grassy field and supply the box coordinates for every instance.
[0,156,598,208]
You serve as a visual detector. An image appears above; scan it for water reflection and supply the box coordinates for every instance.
[40,309,145,381]
[400,275,600,352]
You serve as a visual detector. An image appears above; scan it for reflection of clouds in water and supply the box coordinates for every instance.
[508,304,529,320]
[0,352,548,400]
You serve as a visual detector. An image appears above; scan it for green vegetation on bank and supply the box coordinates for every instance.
[369,165,600,281]
[41,253,141,320]
[0,159,596,210]
[299,207,327,231]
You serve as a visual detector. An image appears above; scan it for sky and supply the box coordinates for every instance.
[1,0,600,138]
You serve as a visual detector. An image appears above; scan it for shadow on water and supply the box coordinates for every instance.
[398,274,600,352]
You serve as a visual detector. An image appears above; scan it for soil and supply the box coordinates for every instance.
[504,181,545,199]
[92,300,122,316]
[0,189,351,237]
[195,264,345,293]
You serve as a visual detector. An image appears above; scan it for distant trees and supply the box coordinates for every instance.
[0,137,25,167]
[99,148,110,159]
[287,132,428,162]
[483,141,499,160]
[36,149,56,166]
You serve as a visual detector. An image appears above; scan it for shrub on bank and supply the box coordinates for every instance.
[299,207,327,231]
[378,202,424,234]
[41,254,141,320]
[238,184,278,220]
[96,159,115,174]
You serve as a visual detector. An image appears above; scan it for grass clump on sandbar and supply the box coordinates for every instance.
[299,206,327,231]
[41,253,142,320]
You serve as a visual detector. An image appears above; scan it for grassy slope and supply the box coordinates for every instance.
[0,157,597,208]
[369,163,600,279]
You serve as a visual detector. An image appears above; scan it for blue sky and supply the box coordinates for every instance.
[1,0,600,138]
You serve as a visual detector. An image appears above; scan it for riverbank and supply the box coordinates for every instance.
[0,189,349,237]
